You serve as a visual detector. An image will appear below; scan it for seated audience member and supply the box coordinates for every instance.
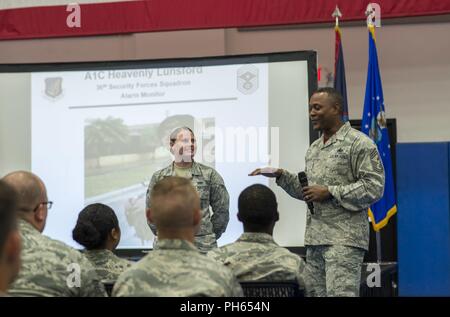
[207,184,305,288]
[72,203,133,281]
[2,171,106,297]
[113,176,242,297]
[0,181,21,296]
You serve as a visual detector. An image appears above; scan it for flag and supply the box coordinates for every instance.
[333,25,349,122]
[361,25,397,231]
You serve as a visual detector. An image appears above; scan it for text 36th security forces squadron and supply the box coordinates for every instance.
[85,67,203,97]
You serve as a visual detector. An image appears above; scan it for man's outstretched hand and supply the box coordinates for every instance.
[249,167,282,178]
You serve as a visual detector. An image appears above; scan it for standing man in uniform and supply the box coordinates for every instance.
[146,127,229,253]
[250,87,385,296]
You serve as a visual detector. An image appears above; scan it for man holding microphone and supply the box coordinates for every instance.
[250,88,385,297]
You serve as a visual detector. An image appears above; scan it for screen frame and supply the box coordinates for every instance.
[0,50,318,259]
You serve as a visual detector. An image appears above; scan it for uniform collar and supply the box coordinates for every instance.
[237,232,276,244]
[18,218,40,235]
[156,239,199,252]
[85,249,115,257]
[162,161,202,176]
[320,121,352,147]
[335,121,352,141]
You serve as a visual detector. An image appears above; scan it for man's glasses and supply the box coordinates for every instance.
[33,201,53,212]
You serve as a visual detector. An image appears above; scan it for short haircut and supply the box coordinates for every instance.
[2,171,44,212]
[238,184,278,226]
[158,115,194,136]
[312,87,344,114]
[0,180,18,254]
[72,203,119,250]
[169,126,195,144]
[158,115,195,145]
[150,177,199,229]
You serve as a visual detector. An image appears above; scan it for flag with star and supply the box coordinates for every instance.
[361,25,397,231]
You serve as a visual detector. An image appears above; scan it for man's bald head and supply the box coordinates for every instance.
[149,177,200,229]
[2,171,46,212]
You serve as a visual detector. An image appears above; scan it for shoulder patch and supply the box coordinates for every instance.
[370,148,384,174]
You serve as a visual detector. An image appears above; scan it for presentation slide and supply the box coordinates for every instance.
[0,52,315,249]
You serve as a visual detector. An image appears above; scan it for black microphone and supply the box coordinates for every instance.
[298,172,314,215]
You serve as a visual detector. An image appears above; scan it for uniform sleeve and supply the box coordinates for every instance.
[145,173,158,235]
[112,271,138,297]
[209,170,230,240]
[206,248,230,267]
[275,169,304,200]
[206,249,221,262]
[327,139,385,211]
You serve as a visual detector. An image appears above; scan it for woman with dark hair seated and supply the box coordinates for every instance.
[73,203,132,281]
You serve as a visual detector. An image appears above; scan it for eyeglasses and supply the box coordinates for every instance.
[33,201,53,212]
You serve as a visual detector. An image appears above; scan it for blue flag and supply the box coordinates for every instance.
[361,25,397,231]
[334,26,349,122]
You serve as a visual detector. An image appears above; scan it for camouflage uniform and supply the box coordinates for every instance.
[8,220,107,297]
[146,162,230,253]
[304,245,365,297]
[276,122,385,296]
[112,239,243,297]
[207,232,305,288]
[84,249,133,282]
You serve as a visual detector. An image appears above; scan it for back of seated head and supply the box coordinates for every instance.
[1,171,44,213]
[72,203,119,250]
[238,184,279,231]
[1,171,47,232]
[149,176,200,230]
[0,180,18,254]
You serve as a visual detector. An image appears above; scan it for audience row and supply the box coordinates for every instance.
[0,171,304,297]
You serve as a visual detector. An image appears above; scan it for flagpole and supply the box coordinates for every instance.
[332,5,350,123]
[365,4,383,264]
